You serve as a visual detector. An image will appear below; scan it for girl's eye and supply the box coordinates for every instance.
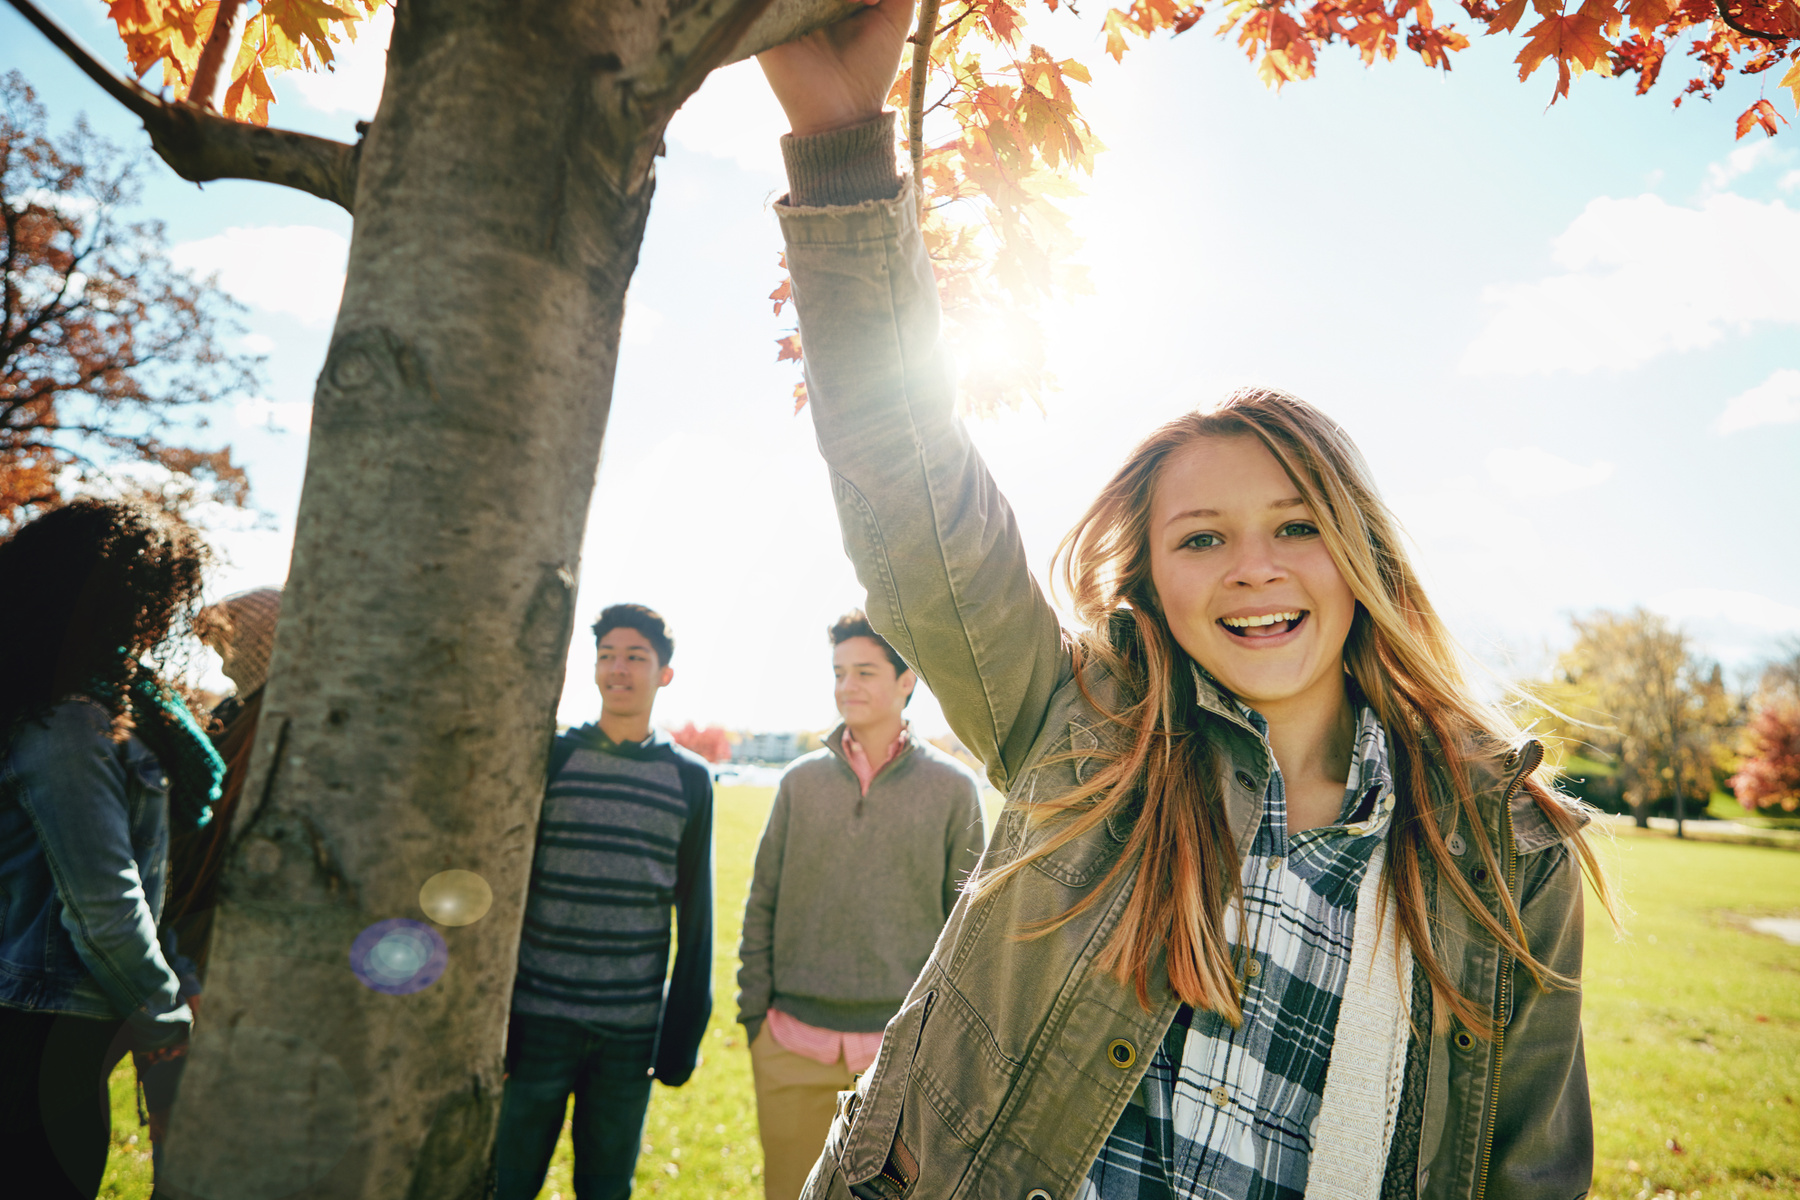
[1181,532,1222,550]
[1278,521,1319,538]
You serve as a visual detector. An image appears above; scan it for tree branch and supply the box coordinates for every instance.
[1714,0,1794,41]
[907,0,944,216]
[5,0,362,211]
[663,0,788,112]
[190,0,252,112]
[722,0,868,62]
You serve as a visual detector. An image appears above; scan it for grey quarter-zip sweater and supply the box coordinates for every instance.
[736,725,985,1042]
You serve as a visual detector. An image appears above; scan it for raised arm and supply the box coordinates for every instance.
[760,9,1072,788]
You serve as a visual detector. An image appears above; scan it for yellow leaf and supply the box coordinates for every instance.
[1102,9,1132,61]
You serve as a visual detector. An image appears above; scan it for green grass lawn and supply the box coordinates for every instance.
[1582,829,1800,1200]
[100,789,1799,1198]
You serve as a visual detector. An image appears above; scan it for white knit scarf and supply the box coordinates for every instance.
[1304,840,1414,1199]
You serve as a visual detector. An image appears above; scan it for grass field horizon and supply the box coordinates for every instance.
[100,786,1800,1199]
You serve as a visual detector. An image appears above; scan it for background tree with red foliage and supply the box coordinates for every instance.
[1,70,258,529]
[669,720,735,762]
[1731,703,1800,812]
[1732,644,1800,813]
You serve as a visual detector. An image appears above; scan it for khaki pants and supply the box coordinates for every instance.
[750,1025,855,1200]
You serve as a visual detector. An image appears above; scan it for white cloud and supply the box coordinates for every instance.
[171,225,349,326]
[1783,169,1800,193]
[1460,193,1800,374]
[1714,367,1800,434]
[1651,588,1800,632]
[240,332,276,354]
[1646,588,1800,666]
[235,398,314,433]
[1484,446,1614,497]
[1704,140,1780,192]
[285,5,392,120]
[664,58,789,176]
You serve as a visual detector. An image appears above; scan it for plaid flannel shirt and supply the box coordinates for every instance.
[1080,686,1396,1200]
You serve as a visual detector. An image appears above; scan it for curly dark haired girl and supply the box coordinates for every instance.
[0,496,219,1199]
[0,496,208,738]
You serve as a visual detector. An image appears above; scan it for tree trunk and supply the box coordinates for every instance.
[159,0,840,1194]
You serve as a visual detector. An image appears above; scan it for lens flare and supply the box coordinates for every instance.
[349,919,447,995]
[419,869,494,927]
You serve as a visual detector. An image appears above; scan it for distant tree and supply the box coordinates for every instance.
[1525,607,1737,832]
[1730,703,1800,813]
[669,720,734,763]
[1756,639,1800,706]
[1,70,258,529]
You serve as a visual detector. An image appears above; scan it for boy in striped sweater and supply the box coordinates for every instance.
[496,604,715,1200]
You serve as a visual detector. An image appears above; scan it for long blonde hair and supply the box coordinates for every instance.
[970,387,1617,1035]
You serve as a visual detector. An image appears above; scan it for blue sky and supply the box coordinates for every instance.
[5,2,1797,737]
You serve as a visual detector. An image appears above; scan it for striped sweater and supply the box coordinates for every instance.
[512,725,714,1085]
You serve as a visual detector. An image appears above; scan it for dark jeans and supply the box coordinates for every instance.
[0,1008,129,1200]
[494,1012,656,1200]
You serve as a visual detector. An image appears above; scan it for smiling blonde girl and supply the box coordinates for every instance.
[755,7,1616,1198]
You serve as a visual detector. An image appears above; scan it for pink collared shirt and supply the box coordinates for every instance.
[767,1007,886,1072]
[840,725,909,796]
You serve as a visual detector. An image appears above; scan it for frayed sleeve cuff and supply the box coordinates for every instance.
[780,111,903,208]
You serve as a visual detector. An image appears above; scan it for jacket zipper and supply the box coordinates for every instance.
[1472,741,1538,1200]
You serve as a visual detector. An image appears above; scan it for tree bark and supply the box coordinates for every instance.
[158,0,846,1195]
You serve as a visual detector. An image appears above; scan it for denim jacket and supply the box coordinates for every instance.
[0,699,193,1042]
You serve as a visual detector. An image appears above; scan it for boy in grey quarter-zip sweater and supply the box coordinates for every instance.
[737,611,986,1200]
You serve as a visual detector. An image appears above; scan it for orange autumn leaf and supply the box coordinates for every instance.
[1515,1,1615,100]
[1621,0,1673,35]
[104,0,382,125]
[1736,98,1787,138]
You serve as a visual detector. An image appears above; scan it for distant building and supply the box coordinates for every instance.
[732,731,803,765]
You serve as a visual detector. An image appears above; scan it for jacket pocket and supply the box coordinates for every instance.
[841,989,936,1195]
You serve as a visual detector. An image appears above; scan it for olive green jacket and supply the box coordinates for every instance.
[778,177,1591,1200]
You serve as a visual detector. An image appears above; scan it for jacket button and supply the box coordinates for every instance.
[1446,832,1466,857]
[1245,960,1261,978]
[1453,1029,1475,1051]
[1235,771,1256,790]
[1027,1191,1052,1200]
[1107,1039,1137,1069]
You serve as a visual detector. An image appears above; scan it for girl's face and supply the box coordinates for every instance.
[1147,434,1357,718]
